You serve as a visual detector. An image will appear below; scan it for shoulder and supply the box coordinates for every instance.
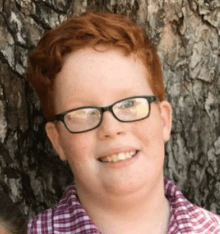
[189,205,220,233]
[28,185,100,234]
[165,178,220,233]
[28,185,77,234]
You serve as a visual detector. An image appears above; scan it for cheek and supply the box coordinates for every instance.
[132,119,165,161]
[59,132,96,165]
[133,118,164,144]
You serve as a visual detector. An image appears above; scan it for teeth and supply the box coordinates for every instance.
[113,155,118,162]
[107,156,112,162]
[100,150,136,163]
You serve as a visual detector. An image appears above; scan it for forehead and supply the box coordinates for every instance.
[53,47,153,112]
[61,46,147,81]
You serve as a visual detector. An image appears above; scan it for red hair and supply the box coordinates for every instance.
[28,11,165,120]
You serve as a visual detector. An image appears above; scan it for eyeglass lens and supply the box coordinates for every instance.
[113,98,149,121]
[64,108,101,132]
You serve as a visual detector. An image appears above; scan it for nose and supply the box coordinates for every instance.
[96,111,125,140]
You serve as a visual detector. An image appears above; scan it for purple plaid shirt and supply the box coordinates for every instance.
[28,178,220,233]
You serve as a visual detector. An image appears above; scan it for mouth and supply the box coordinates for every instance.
[98,150,138,163]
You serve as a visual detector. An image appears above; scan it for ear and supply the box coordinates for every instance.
[45,122,67,161]
[159,101,172,142]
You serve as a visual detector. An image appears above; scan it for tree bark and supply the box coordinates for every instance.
[0,0,219,219]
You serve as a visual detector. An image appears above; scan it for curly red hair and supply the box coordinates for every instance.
[28,11,165,120]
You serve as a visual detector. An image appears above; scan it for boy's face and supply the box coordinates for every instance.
[46,47,172,198]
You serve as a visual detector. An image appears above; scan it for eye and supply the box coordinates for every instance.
[120,99,136,108]
[88,109,100,118]
[89,110,97,115]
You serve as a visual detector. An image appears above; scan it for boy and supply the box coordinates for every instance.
[28,11,220,233]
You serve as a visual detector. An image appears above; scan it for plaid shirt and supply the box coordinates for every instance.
[28,178,220,233]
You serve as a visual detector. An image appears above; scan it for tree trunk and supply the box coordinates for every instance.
[0,0,220,219]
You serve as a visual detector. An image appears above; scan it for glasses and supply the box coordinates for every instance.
[54,95,159,133]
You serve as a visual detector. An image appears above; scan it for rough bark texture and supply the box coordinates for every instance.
[0,0,220,219]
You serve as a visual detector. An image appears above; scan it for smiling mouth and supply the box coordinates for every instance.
[99,150,138,163]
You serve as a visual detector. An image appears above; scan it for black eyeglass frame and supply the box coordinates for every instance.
[54,95,160,134]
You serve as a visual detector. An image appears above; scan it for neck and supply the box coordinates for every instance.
[76,178,170,234]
